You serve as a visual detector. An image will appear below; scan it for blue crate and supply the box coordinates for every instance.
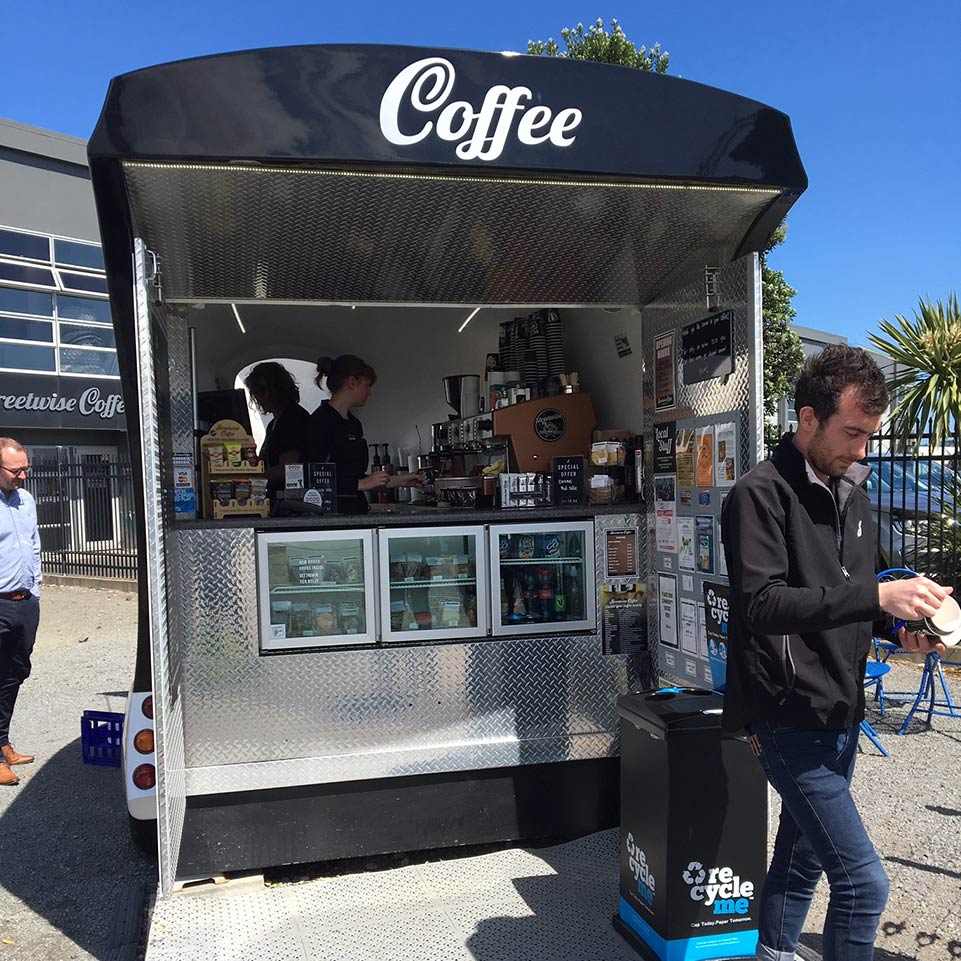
[81,710,124,767]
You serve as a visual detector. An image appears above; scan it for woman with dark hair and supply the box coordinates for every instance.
[244,362,311,489]
[304,355,420,514]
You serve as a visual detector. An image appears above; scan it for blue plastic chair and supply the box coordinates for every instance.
[860,660,891,756]
[874,567,961,734]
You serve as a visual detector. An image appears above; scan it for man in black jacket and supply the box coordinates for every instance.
[721,345,950,961]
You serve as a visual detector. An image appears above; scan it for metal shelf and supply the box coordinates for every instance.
[271,584,365,595]
[499,557,584,566]
[389,578,477,588]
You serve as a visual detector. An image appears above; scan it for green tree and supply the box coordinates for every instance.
[530,18,803,452]
[761,224,805,451]
[868,294,961,449]
[528,17,669,72]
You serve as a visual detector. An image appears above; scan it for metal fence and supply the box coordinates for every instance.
[868,431,960,588]
[30,461,138,581]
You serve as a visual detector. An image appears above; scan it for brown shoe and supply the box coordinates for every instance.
[0,762,19,786]
[1,744,34,765]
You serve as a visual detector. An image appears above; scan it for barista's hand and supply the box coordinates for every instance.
[359,472,391,492]
[896,626,947,655]
[389,473,424,488]
[878,576,952,621]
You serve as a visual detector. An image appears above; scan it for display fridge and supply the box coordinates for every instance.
[378,525,489,642]
[257,530,378,650]
[489,520,597,636]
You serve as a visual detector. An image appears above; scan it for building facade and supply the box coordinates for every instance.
[1,118,129,566]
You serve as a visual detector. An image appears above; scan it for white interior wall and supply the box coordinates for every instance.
[189,304,643,455]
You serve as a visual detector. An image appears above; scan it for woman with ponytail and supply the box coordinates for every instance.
[304,355,420,514]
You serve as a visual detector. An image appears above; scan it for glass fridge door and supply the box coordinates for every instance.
[378,525,488,642]
[489,521,596,636]
[257,530,377,651]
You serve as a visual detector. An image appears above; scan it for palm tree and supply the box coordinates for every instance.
[868,294,961,449]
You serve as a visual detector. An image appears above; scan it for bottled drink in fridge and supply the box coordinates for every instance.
[553,566,567,618]
[535,567,553,620]
[566,564,584,619]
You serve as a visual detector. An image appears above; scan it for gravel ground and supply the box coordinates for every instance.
[1,585,958,960]
[0,584,155,961]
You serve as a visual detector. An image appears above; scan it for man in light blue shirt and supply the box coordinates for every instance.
[0,437,41,786]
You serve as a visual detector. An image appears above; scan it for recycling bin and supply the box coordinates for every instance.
[614,688,767,961]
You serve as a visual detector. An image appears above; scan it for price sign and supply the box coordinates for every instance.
[552,455,585,505]
[605,528,639,578]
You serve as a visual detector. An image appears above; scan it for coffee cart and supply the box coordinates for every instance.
[87,44,805,896]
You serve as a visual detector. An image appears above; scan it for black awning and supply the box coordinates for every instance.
[89,44,806,307]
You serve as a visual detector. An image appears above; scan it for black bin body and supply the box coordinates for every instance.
[615,689,767,961]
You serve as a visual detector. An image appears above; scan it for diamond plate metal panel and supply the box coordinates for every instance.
[145,829,638,961]
[641,254,761,688]
[122,160,781,306]
[593,512,652,690]
[134,240,186,899]
[177,525,629,794]
[166,304,193,456]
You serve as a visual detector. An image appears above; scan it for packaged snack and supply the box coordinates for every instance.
[325,561,344,584]
[207,445,225,469]
[414,610,432,630]
[242,444,258,467]
[250,477,268,506]
[224,442,242,467]
[390,599,406,631]
[517,534,536,559]
[270,600,292,635]
[442,599,463,627]
[390,560,406,582]
[339,602,362,635]
[233,480,251,505]
[291,603,312,636]
[213,481,233,506]
[344,557,362,583]
[313,603,337,634]
[543,533,562,557]
[456,554,471,579]
[405,553,425,580]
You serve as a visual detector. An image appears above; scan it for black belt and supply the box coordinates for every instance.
[0,591,30,601]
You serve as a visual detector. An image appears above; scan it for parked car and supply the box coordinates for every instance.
[863,456,957,568]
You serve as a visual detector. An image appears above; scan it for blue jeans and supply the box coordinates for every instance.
[749,722,889,961]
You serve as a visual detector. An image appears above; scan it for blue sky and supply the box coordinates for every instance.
[2,1,958,346]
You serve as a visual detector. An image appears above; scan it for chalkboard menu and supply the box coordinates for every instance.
[552,455,585,505]
[681,310,734,384]
[305,462,338,513]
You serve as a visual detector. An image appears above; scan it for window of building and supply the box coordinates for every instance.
[0,260,58,289]
[0,228,50,262]
[0,317,55,342]
[59,347,119,376]
[59,323,116,349]
[54,239,105,271]
[58,293,111,324]
[0,225,116,380]
[0,287,54,317]
[0,342,56,371]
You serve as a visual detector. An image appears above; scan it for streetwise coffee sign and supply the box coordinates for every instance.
[380,57,583,162]
[0,373,125,430]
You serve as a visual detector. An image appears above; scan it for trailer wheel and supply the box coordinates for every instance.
[128,814,158,858]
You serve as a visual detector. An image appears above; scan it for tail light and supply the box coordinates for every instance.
[142,696,154,720]
[133,763,156,790]
[133,729,155,754]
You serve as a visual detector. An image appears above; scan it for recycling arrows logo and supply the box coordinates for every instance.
[682,861,706,885]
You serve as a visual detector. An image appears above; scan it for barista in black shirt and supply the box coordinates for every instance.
[245,362,311,490]
[304,355,420,514]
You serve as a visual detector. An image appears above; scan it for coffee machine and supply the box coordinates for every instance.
[443,374,481,419]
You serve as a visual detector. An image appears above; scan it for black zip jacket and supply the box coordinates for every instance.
[720,434,883,732]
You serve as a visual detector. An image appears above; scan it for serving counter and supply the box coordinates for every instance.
[171,503,645,875]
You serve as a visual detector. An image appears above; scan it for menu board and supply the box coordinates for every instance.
[605,528,639,578]
[552,455,586,505]
[681,311,734,383]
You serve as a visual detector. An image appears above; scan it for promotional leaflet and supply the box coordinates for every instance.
[658,573,678,649]
[696,515,715,575]
[695,426,715,487]
[678,517,695,572]
[715,421,738,487]
[675,427,696,488]
[654,332,676,411]
[654,475,677,553]
[680,598,698,654]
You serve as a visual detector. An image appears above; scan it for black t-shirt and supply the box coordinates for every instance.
[304,401,370,514]
[259,403,311,478]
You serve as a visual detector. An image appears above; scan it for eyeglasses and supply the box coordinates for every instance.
[0,465,30,477]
